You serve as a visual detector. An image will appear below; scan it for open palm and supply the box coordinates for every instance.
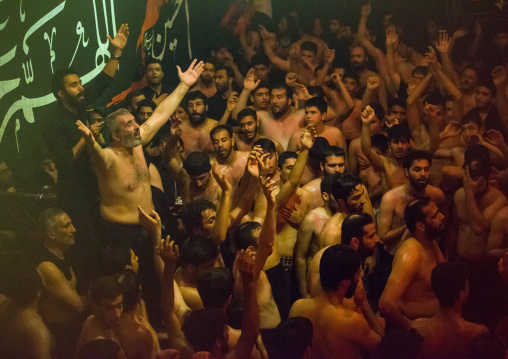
[177,59,204,87]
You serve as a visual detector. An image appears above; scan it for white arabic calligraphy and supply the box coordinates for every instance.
[43,27,56,73]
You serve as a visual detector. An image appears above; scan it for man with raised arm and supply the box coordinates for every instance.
[287,97,346,152]
[361,105,410,189]
[411,262,489,359]
[379,198,445,330]
[290,245,383,359]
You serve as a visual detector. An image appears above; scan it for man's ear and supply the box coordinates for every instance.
[205,104,208,112]
[322,192,329,202]
[57,89,65,100]
[250,95,254,103]
[112,132,120,142]
[404,168,409,178]
[351,237,360,251]
[415,221,426,233]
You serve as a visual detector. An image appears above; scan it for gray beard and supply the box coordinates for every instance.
[121,136,143,148]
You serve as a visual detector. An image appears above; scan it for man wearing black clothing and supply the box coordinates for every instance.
[41,24,130,285]
[140,58,173,105]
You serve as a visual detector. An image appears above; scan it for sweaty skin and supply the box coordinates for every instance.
[181,118,218,156]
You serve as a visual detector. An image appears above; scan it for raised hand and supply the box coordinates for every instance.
[361,105,376,126]
[293,82,311,101]
[260,175,276,204]
[424,102,438,118]
[452,27,468,39]
[384,115,399,129]
[361,3,372,17]
[435,32,450,54]
[145,142,161,157]
[285,72,297,87]
[325,46,335,65]
[76,120,95,143]
[212,163,233,192]
[107,23,129,51]
[492,66,508,87]
[157,236,179,268]
[463,165,482,193]
[170,115,183,137]
[441,121,460,139]
[300,128,316,150]
[485,129,505,148]
[236,248,257,283]
[244,68,260,90]
[258,25,274,41]
[138,206,162,244]
[177,59,205,87]
[89,121,103,140]
[424,46,439,68]
[367,75,380,90]
[280,202,305,227]
[227,91,239,112]
[354,282,368,308]
[246,146,263,177]
[385,26,398,47]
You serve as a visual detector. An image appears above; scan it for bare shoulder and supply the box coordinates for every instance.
[207,118,219,129]
[289,298,313,318]
[37,261,65,282]
[396,238,423,259]
[426,185,445,201]
[256,111,272,121]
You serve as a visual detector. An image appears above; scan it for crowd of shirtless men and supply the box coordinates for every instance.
[1,3,508,359]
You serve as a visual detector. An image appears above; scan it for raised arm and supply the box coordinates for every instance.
[259,25,290,72]
[76,120,112,169]
[232,69,260,119]
[254,175,277,275]
[492,66,508,134]
[233,249,260,359]
[140,60,204,144]
[102,24,130,78]
[219,92,239,125]
[360,106,383,170]
[436,31,460,87]
[386,26,402,91]
[211,165,234,245]
[276,129,315,208]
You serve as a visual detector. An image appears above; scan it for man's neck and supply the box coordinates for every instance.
[414,233,436,248]
[188,118,208,129]
[324,290,345,307]
[61,101,79,115]
[111,142,135,155]
[241,133,260,145]
[218,150,237,166]
[439,306,462,318]
[181,270,197,288]
[322,204,333,217]
[314,123,325,134]
[405,183,427,198]
[220,88,232,100]
[149,83,163,95]
[274,108,292,122]
[198,79,215,89]
[44,243,66,260]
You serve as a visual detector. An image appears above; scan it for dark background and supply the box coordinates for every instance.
[0,0,494,190]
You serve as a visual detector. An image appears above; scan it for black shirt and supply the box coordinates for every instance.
[32,245,73,281]
[140,84,174,103]
[41,71,112,203]
[207,92,227,121]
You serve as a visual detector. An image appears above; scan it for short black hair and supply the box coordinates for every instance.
[460,111,484,128]
[371,134,389,153]
[182,308,226,352]
[320,245,360,292]
[278,151,298,170]
[477,79,497,97]
[464,145,491,180]
[343,71,359,83]
[234,221,262,250]
[210,124,233,140]
[197,268,235,309]
[388,97,407,110]
[253,138,276,154]
[379,328,424,359]
[145,58,162,71]
[267,317,313,359]
[305,97,327,114]
[186,91,208,107]
[238,108,257,122]
[387,124,411,143]
[341,213,374,246]
[321,146,345,165]
[403,150,432,170]
[215,65,234,79]
[116,269,141,312]
[368,102,385,121]
[183,151,211,177]
[251,53,270,67]
[180,235,219,267]
[125,90,144,109]
[271,83,293,99]
[309,137,331,168]
[412,65,429,77]
[253,80,271,94]
[51,68,78,99]
[180,200,216,234]
[320,173,335,195]
[331,173,362,201]
[404,197,432,233]
[431,262,469,308]
[102,244,132,276]
[424,92,446,108]
[90,276,122,304]
[300,41,318,54]
[137,99,156,111]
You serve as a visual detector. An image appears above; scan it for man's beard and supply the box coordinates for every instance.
[67,91,86,109]
[120,133,143,148]
[271,103,288,119]
[217,147,232,159]
[351,61,366,72]
[409,176,428,191]
[189,112,207,126]
[345,279,358,299]
[201,74,213,85]
[425,225,444,240]
[216,82,229,94]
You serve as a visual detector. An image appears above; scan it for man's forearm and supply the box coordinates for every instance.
[212,189,233,245]
[72,137,87,161]
[380,225,407,246]
[464,188,489,235]
[232,88,251,119]
[360,301,385,336]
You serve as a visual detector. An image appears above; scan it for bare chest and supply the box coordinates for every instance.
[109,151,150,192]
